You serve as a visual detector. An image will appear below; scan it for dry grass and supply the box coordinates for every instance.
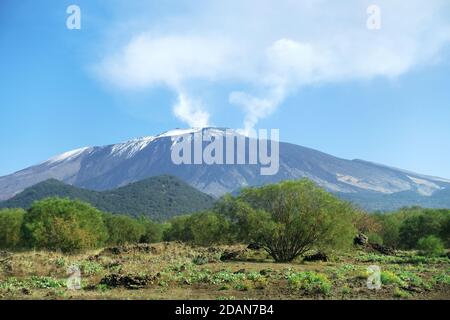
[0,243,449,300]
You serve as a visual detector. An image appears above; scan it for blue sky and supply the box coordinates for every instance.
[1,0,450,178]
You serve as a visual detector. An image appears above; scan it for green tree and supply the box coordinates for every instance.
[220,180,357,262]
[399,211,444,249]
[163,212,230,246]
[372,208,449,249]
[0,208,25,249]
[104,214,145,245]
[138,217,165,243]
[22,198,108,253]
[189,211,231,246]
[163,215,194,242]
[417,235,445,256]
[372,212,406,248]
[215,195,270,242]
[440,215,450,248]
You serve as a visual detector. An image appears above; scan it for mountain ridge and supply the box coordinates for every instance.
[1,127,449,211]
[0,175,215,220]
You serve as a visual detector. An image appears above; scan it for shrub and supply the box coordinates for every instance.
[22,198,108,253]
[189,212,231,246]
[0,208,25,249]
[441,217,450,248]
[373,212,404,248]
[164,212,230,246]
[286,271,332,295]
[417,235,445,257]
[373,207,450,249]
[214,195,271,242]
[398,209,447,249]
[104,213,145,245]
[354,211,382,235]
[368,233,384,245]
[139,218,165,243]
[393,287,411,299]
[164,215,194,242]
[219,180,357,262]
[380,271,405,286]
[433,273,450,285]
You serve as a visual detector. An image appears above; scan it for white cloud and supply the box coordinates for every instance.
[99,34,233,89]
[96,0,450,129]
[97,34,236,126]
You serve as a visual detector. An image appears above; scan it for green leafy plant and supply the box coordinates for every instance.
[0,208,25,248]
[22,198,108,252]
[380,271,406,286]
[417,235,445,257]
[218,180,357,262]
[286,271,332,295]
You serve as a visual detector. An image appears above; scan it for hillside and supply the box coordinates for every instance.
[338,188,450,212]
[0,175,215,220]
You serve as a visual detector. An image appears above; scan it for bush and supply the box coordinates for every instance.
[373,208,450,249]
[164,215,194,242]
[287,271,332,295]
[441,217,450,248]
[368,233,384,245]
[189,212,231,246]
[214,195,274,243]
[399,211,444,249]
[381,271,405,286]
[417,235,445,257]
[104,214,145,245]
[219,180,357,262]
[139,218,165,243]
[372,212,404,248]
[0,208,25,249]
[164,212,230,246]
[22,198,108,253]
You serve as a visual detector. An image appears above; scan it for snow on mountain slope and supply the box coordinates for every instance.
[0,128,449,211]
[109,136,156,158]
[46,147,93,164]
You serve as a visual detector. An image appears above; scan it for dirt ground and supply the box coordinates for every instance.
[0,242,449,300]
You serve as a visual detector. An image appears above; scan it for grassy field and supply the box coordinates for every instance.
[0,242,449,300]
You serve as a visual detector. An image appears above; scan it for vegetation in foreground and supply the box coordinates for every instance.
[0,242,449,300]
[0,179,448,300]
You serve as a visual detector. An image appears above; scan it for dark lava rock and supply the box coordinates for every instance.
[101,244,159,256]
[369,243,395,255]
[88,255,101,261]
[354,233,369,246]
[220,251,241,262]
[303,252,329,262]
[259,269,272,276]
[21,288,31,295]
[247,243,263,250]
[100,274,153,290]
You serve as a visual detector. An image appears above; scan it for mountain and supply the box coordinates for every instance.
[0,175,215,220]
[1,127,449,211]
[338,188,450,212]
